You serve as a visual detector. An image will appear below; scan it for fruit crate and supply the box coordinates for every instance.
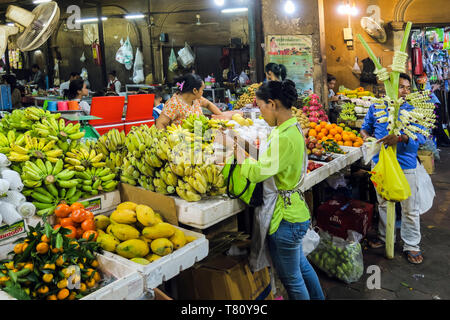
[174,196,247,229]
[100,226,208,291]
[0,245,146,300]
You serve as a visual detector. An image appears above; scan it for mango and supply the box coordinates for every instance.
[130,258,150,265]
[110,223,140,241]
[185,235,197,244]
[94,215,111,230]
[154,213,164,224]
[169,229,186,250]
[139,235,152,248]
[117,201,138,211]
[142,222,176,240]
[150,238,173,256]
[136,204,158,227]
[110,209,137,224]
[96,233,120,252]
[145,254,162,263]
[116,239,149,259]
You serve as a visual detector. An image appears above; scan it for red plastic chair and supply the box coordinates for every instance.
[89,96,125,127]
[125,94,155,121]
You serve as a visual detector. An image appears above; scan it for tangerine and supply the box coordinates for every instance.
[320,128,328,135]
[334,134,342,141]
[63,226,77,239]
[353,141,362,147]
[310,122,317,129]
[337,141,344,146]
[325,124,333,131]
[36,242,49,254]
[81,219,96,232]
[308,129,317,137]
[329,129,338,136]
[70,203,84,212]
[82,230,98,241]
[60,218,75,228]
[317,132,325,140]
[71,209,87,223]
[55,204,71,218]
[344,141,353,147]
[337,127,343,134]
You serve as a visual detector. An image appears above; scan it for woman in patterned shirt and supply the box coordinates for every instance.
[155,73,223,129]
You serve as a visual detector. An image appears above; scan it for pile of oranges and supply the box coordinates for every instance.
[53,202,98,241]
[308,122,363,148]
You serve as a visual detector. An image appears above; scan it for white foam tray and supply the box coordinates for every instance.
[174,196,246,229]
[101,225,208,290]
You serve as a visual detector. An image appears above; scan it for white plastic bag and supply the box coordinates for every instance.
[132,48,145,84]
[1,170,23,191]
[115,37,134,70]
[168,48,178,72]
[239,71,249,86]
[0,202,22,225]
[0,153,11,168]
[18,202,36,218]
[2,190,26,207]
[0,179,10,196]
[80,51,86,63]
[362,141,381,165]
[416,162,435,215]
[177,42,195,68]
[303,227,320,256]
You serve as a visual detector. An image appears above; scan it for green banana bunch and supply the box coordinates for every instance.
[120,157,139,186]
[0,109,34,132]
[64,144,105,171]
[339,103,357,121]
[8,133,63,163]
[76,166,118,196]
[138,176,155,192]
[31,183,82,216]
[155,136,170,161]
[33,117,84,141]
[96,128,127,155]
[153,176,175,195]
[129,155,155,177]
[143,149,163,168]
[24,107,61,122]
[125,127,147,158]
[21,158,73,188]
[160,164,178,187]
[105,150,127,174]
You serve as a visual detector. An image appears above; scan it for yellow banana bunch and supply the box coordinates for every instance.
[0,130,25,155]
[176,179,202,202]
[34,117,84,141]
[8,133,63,163]
[160,164,178,187]
[120,156,139,186]
[24,107,61,122]
[64,144,105,171]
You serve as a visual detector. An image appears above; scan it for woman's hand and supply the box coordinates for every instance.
[155,113,171,130]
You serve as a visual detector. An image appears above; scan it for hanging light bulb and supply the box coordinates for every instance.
[214,0,225,6]
[284,1,296,14]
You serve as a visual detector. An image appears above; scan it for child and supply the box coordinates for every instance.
[152,88,164,120]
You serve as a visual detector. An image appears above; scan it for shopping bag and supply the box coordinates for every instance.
[370,146,411,202]
[416,162,435,215]
[309,230,364,284]
[222,157,263,207]
[177,42,195,68]
[303,226,320,256]
[116,37,134,70]
[132,48,145,84]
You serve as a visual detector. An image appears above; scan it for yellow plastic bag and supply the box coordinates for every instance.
[370,146,411,202]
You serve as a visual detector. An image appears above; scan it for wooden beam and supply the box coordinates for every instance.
[96,2,107,88]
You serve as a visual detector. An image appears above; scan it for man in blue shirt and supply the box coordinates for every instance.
[360,73,425,264]
[151,89,164,120]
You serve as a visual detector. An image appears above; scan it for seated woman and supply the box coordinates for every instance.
[155,73,223,129]
[65,79,90,115]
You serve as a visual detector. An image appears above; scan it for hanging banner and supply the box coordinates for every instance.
[266,35,314,94]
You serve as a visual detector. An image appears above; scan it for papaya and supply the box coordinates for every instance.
[136,204,158,227]
[169,229,186,250]
[116,239,149,259]
[117,201,138,211]
[131,258,150,265]
[110,209,137,224]
[150,238,173,256]
[142,223,176,240]
[109,223,140,241]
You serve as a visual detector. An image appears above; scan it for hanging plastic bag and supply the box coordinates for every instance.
[352,57,361,74]
[80,51,86,63]
[303,226,320,256]
[116,37,134,70]
[177,42,195,68]
[132,48,145,84]
[168,48,178,72]
[416,162,435,215]
[370,146,411,202]
[309,230,364,284]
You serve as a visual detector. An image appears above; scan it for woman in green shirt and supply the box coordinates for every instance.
[222,80,324,300]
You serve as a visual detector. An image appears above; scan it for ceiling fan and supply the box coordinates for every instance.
[360,16,387,43]
[176,14,219,27]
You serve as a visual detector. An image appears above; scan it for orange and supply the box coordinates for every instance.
[82,230,98,241]
[320,128,328,136]
[325,124,333,131]
[63,226,77,239]
[344,141,353,147]
[331,123,337,128]
[55,204,71,218]
[60,218,75,228]
[342,134,351,142]
[14,243,23,254]
[40,234,50,243]
[76,228,84,239]
[70,203,84,212]
[337,141,344,146]
[308,129,317,137]
[327,134,334,140]
[337,127,343,133]
[353,141,362,147]
[334,134,342,141]
[47,295,58,300]
[310,122,317,129]
[36,242,49,254]
[349,133,357,141]
[57,288,70,300]
[329,129,337,136]
[317,132,325,140]
[320,121,328,128]
[81,219,96,232]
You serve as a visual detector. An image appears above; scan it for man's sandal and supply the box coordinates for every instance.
[405,251,424,264]
[368,238,385,249]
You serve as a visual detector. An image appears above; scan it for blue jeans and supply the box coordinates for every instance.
[268,219,325,300]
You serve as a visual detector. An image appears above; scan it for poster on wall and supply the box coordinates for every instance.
[266,35,314,94]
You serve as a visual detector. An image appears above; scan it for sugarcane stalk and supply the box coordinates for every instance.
[385,201,396,259]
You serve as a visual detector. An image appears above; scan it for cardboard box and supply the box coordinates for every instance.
[176,255,273,300]
[418,150,435,175]
[79,190,121,215]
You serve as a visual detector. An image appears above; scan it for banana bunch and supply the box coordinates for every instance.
[339,103,357,121]
[143,148,164,168]
[21,158,76,189]
[160,164,178,187]
[166,124,195,149]
[76,166,118,197]
[209,118,234,130]
[96,129,128,174]
[33,117,85,141]
[120,156,140,186]
[176,180,202,202]
[29,184,83,216]
[154,136,171,161]
[0,109,34,132]
[0,130,25,155]
[24,107,61,122]
[125,126,148,159]
[153,173,175,195]
[182,114,210,134]
[138,176,154,192]
[8,133,63,163]
[64,144,105,171]
[129,155,155,177]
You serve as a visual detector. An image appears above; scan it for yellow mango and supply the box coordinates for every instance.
[94,215,111,230]
[110,223,140,241]
[154,213,164,224]
[185,235,197,244]
[142,222,176,240]
[169,229,186,250]
[150,238,173,256]
[96,233,120,252]
[116,239,150,259]
[145,254,162,263]
[136,204,158,227]
[117,201,138,211]
[110,209,137,224]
